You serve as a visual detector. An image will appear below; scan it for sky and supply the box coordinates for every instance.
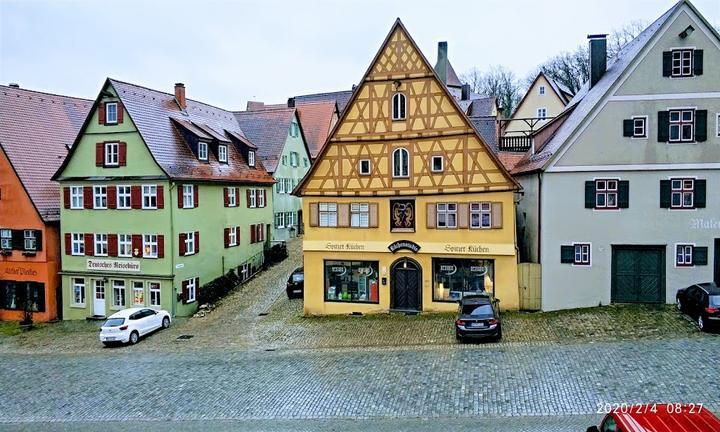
[1,0,718,109]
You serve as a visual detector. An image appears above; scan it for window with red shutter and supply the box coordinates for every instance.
[157,186,165,209]
[246,190,251,208]
[96,143,104,166]
[193,185,199,208]
[84,233,94,256]
[157,235,164,258]
[119,142,127,166]
[195,231,199,252]
[130,186,141,209]
[224,228,230,248]
[132,234,143,257]
[223,188,229,207]
[107,186,117,209]
[83,187,93,209]
[98,103,106,125]
[179,233,186,256]
[108,234,118,257]
[63,187,70,209]
[177,186,183,209]
[182,280,188,304]
[64,233,71,255]
[250,224,256,243]
[236,226,241,245]
[117,102,124,124]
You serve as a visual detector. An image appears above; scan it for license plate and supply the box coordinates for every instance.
[105,337,116,341]
[293,290,302,294]
[469,323,485,328]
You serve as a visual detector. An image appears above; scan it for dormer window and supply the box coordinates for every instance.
[392,93,406,120]
[218,145,228,163]
[198,142,208,161]
[105,102,118,124]
[248,151,256,167]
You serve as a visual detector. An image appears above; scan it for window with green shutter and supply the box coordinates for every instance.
[560,245,575,264]
[693,246,708,266]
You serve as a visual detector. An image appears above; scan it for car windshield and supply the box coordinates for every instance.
[710,295,720,307]
[461,304,493,316]
[104,318,125,327]
[292,273,304,283]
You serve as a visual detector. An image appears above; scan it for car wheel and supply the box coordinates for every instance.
[494,326,503,342]
[455,330,463,342]
[162,316,170,329]
[676,298,682,311]
[129,331,139,345]
[102,342,112,347]
[698,315,707,332]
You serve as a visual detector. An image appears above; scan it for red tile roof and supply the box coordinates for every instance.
[295,101,336,160]
[0,85,91,222]
[234,107,298,174]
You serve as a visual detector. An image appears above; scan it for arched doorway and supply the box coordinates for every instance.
[390,257,422,311]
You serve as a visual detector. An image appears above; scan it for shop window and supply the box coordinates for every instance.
[432,258,494,302]
[149,282,161,307]
[72,278,85,305]
[112,280,126,307]
[1,281,45,312]
[132,281,145,306]
[324,260,379,303]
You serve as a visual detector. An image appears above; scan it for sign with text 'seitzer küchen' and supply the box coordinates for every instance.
[388,240,421,253]
[87,259,141,272]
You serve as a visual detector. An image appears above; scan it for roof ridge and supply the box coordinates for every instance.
[0,85,93,103]
[108,77,237,114]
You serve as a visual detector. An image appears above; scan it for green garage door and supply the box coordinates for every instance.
[611,246,665,303]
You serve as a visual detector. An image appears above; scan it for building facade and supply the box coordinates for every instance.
[514,0,720,310]
[54,79,274,319]
[0,85,91,322]
[503,72,573,140]
[296,20,520,315]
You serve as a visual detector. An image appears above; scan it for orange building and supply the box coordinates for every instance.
[0,84,91,321]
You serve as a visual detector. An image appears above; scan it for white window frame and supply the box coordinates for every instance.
[143,234,158,258]
[715,113,720,138]
[282,155,288,166]
[669,109,694,143]
[182,184,194,208]
[93,185,107,209]
[392,148,409,178]
[142,185,157,209]
[359,159,371,176]
[118,234,132,258]
[0,229,11,250]
[431,155,444,173]
[198,142,208,161]
[249,189,257,208]
[573,243,592,266]
[132,281,145,306]
[671,49,693,77]
[436,203,457,229]
[70,186,83,209]
[227,187,237,207]
[276,178,285,194]
[104,142,119,166]
[539,85,546,95]
[112,280,126,308]
[218,145,228,163]
[537,107,547,120]
[350,203,369,228]
[23,230,37,251]
[72,278,86,306]
[94,233,108,256]
[470,202,492,229]
[319,202,338,227]
[71,233,85,256]
[288,211,295,227]
[631,116,648,139]
[248,151,256,167]
[392,93,406,120]
[117,185,131,209]
[186,278,196,303]
[258,189,265,207]
[228,226,238,246]
[290,152,298,167]
[185,231,196,255]
[275,212,285,229]
[670,178,695,209]
[595,179,619,209]
[675,243,694,267]
[105,102,118,124]
[148,282,161,307]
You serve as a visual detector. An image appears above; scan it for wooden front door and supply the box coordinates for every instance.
[390,258,421,311]
[611,246,665,303]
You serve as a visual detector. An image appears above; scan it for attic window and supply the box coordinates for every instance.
[218,145,228,163]
[198,142,208,161]
[392,93,406,120]
[106,102,118,124]
[248,151,256,167]
[539,86,546,95]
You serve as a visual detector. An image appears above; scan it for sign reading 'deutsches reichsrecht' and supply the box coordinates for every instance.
[86,259,141,272]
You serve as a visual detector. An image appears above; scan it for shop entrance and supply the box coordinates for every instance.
[390,258,422,312]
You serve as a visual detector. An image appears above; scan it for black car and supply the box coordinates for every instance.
[286,267,304,299]
[455,293,501,342]
[676,282,720,332]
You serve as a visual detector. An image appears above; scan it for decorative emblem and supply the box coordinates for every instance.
[390,199,415,231]
[388,240,421,254]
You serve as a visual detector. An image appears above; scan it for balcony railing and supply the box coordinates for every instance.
[498,135,532,152]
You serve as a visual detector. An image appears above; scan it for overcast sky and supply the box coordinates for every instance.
[1,0,718,109]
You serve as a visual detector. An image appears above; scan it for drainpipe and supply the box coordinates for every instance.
[537,173,542,264]
[169,181,176,317]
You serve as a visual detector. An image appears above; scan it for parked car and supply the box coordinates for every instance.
[587,403,720,432]
[455,293,501,342]
[675,282,720,332]
[286,267,304,299]
[99,307,171,346]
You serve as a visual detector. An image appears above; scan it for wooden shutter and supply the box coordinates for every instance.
[84,233,94,256]
[223,187,229,207]
[130,186,141,209]
[108,234,118,257]
[622,119,634,137]
[237,226,241,245]
[235,188,240,206]
[179,233,186,256]
[309,203,319,227]
[693,49,703,76]
[157,185,164,209]
[337,203,350,227]
[657,111,670,142]
[98,103,106,125]
[250,224,256,243]
[119,142,127,166]
[157,235,164,258]
[694,179,706,208]
[181,280,188,304]
[659,180,671,208]
[224,228,230,248]
[195,278,200,299]
[117,102,124,123]
[34,230,42,251]
[11,230,23,250]
[695,110,707,142]
[457,203,469,229]
[83,186,93,209]
[369,203,378,228]
[194,231,199,253]
[177,185,184,208]
[63,187,70,209]
[193,185,199,208]
[64,233,71,255]
[96,143,104,166]
[491,203,503,229]
[618,181,630,208]
[693,247,708,266]
[560,245,574,263]
[662,51,672,77]
[132,234,143,257]
[426,203,436,228]
[107,186,117,209]
[585,181,596,208]
[246,190,251,208]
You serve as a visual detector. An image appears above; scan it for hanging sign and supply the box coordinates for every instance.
[388,240,421,254]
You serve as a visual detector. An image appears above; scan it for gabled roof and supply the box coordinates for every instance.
[0,85,91,222]
[295,101,337,160]
[508,72,572,123]
[466,97,498,117]
[234,107,306,173]
[545,74,574,104]
[512,0,696,175]
[54,78,274,184]
[290,90,354,113]
[445,59,463,88]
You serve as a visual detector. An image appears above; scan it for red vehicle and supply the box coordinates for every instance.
[587,404,720,432]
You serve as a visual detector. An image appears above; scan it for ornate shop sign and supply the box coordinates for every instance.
[87,259,141,272]
[390,199,415,232]
[388,240,421,254]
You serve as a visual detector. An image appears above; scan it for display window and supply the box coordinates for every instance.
[432,258,494,302]
[324,260,380,303]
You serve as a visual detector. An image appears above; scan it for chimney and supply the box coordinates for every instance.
[8,83,19,88]
[246,101,265,111]
[461,84,471,101]
[588,34,607,88]
[435,41,448,84]
[174,83,186,110]
[287,97,296,108]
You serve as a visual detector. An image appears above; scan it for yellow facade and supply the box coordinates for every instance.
[504,73,569,137]
[296,20,520,315]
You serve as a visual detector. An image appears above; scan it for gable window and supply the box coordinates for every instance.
[105,102,118,124]
[669,109,694,142]
[104,142,119,166]
[350,203,369,228]
[574,243,591,265]
[539,85,546,95]
[633,117,647,138]
[227,187,237,207]
[290,152,299,167]
[249,189,257,208]
[436,203,457,229]
[218,145,228,163]
[676,244,693,266]
[93,186,107,209]
[282,155,288,165]
[671,49,693,77]
[112,280,126,308]
[117,185,131,209]
[431,155,443,173]
[72,278,86,305]
[319,202,338,227]
[392,148,409,178]
[143,234,158,258]
[470,202,492,229]
[671,178,694,208]
[182,185,194,208]
[70,186,83,209]
[258,189,265,207]
[248,151,256,167]
[198,142,208,161]
[184,231,196,255]
[228,227,238,246]
[595,179,618,209]
[142,185,157,209]
[304,157,309,167]
[289,122,299,137]
[24,230,37,251]
[71,233,84,255]
[118,234,132,257]
[359,159,371,176]
[94,234,108,256]
[537,107,547,120]
[392,93,406,120]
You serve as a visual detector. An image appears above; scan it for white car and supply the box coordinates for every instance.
[99,307,171,346]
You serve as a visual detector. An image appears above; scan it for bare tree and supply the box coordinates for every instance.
[460,66,522,117]
[459,67,483,94]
